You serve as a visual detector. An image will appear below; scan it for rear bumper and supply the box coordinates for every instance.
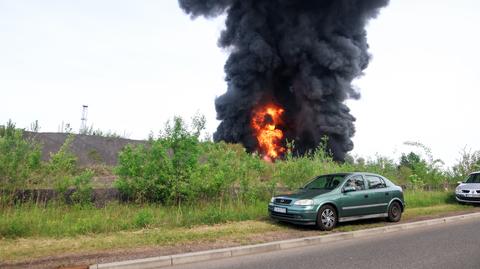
[268,204,317,225]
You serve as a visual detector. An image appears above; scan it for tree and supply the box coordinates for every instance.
[452,148,480,180]
[399,152,423,171]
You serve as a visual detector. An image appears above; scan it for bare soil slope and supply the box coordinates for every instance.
[25,132,145,167]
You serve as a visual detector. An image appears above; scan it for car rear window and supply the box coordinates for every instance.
[466,173,480,183]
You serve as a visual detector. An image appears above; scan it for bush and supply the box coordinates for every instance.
[48,134,77,176]
[115,117,201,204]
[193,142,242,200]
[54,175,72,203]
[44,134,82,203]
[71,169,94,205]
[115,116,273,205]
[0,120,42,191]
[452,148,480,181]
[194,142,269,202]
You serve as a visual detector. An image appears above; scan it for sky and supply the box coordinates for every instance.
[1,0,479,167]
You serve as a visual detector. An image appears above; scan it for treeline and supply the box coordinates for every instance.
[1,118,480,206]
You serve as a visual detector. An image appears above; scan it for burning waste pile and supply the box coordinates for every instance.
[179,0,389,161]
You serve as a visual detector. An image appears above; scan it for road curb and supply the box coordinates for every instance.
[89,212,480,269]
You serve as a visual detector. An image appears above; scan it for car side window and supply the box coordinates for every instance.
[366,175,386,189]
[345,176,365,191]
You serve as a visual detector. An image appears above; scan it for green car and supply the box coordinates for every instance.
[268,172,405,231]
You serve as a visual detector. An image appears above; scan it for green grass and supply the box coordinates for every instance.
[0,191,465,239]
[0,220,288,262]
[1,203,477,264]
[0,200,267,239]
[404,190,456,208]
[403,204,472,219]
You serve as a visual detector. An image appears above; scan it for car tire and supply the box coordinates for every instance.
[387,201,402,222]
[316,205,337,231]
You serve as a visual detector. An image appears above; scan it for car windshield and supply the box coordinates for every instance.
[303,174,347,190]
[465,173,480,183]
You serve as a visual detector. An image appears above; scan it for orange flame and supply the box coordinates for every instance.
[251,103,285,161]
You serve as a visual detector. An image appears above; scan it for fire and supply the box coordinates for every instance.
[251,103,285,161]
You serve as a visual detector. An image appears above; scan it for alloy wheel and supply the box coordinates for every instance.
[321,208,335,228]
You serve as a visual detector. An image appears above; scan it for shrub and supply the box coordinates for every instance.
[44,134,80,202]
[48,134,77,176]
[452,148,480,181]
[0,120,42,191]
[71,169,94,204]
[54,176,71,203]
[115,116,201,204]
[115,116,273,205]
[273,156,315,190]
[193,142,241,200]
[194,142,269,202]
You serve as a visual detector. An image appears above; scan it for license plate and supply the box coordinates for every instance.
[273,207,287,214]
[467,194,480,197]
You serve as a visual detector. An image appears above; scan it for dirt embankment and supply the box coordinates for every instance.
[24,132,145,167]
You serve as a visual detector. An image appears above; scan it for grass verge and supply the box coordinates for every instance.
[0,200,266,238]
[0,203,476,264]
[0,191,458,239]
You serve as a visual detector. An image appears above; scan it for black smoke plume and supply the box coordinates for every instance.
[179,0,389,161]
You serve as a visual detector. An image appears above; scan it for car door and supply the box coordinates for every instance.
[337,175,373,217]
[364,175,390,214]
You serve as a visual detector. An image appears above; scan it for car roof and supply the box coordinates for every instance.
[470,171,480,175]
[320,172,383,177]
[351,172,384,176]
[317,173,352,177]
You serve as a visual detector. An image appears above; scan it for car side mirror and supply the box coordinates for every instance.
[343,186,356,193]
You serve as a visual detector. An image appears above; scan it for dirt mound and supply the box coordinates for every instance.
[25,132,145,167]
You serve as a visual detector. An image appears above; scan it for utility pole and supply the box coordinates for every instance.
[80,105,88,133]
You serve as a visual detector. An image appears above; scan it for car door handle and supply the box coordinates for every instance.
[364,194,369,198]
[385,192,389,196]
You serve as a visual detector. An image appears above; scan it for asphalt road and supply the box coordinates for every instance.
[171,218,480,269]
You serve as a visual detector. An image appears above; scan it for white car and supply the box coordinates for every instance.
[455,172,480,204]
